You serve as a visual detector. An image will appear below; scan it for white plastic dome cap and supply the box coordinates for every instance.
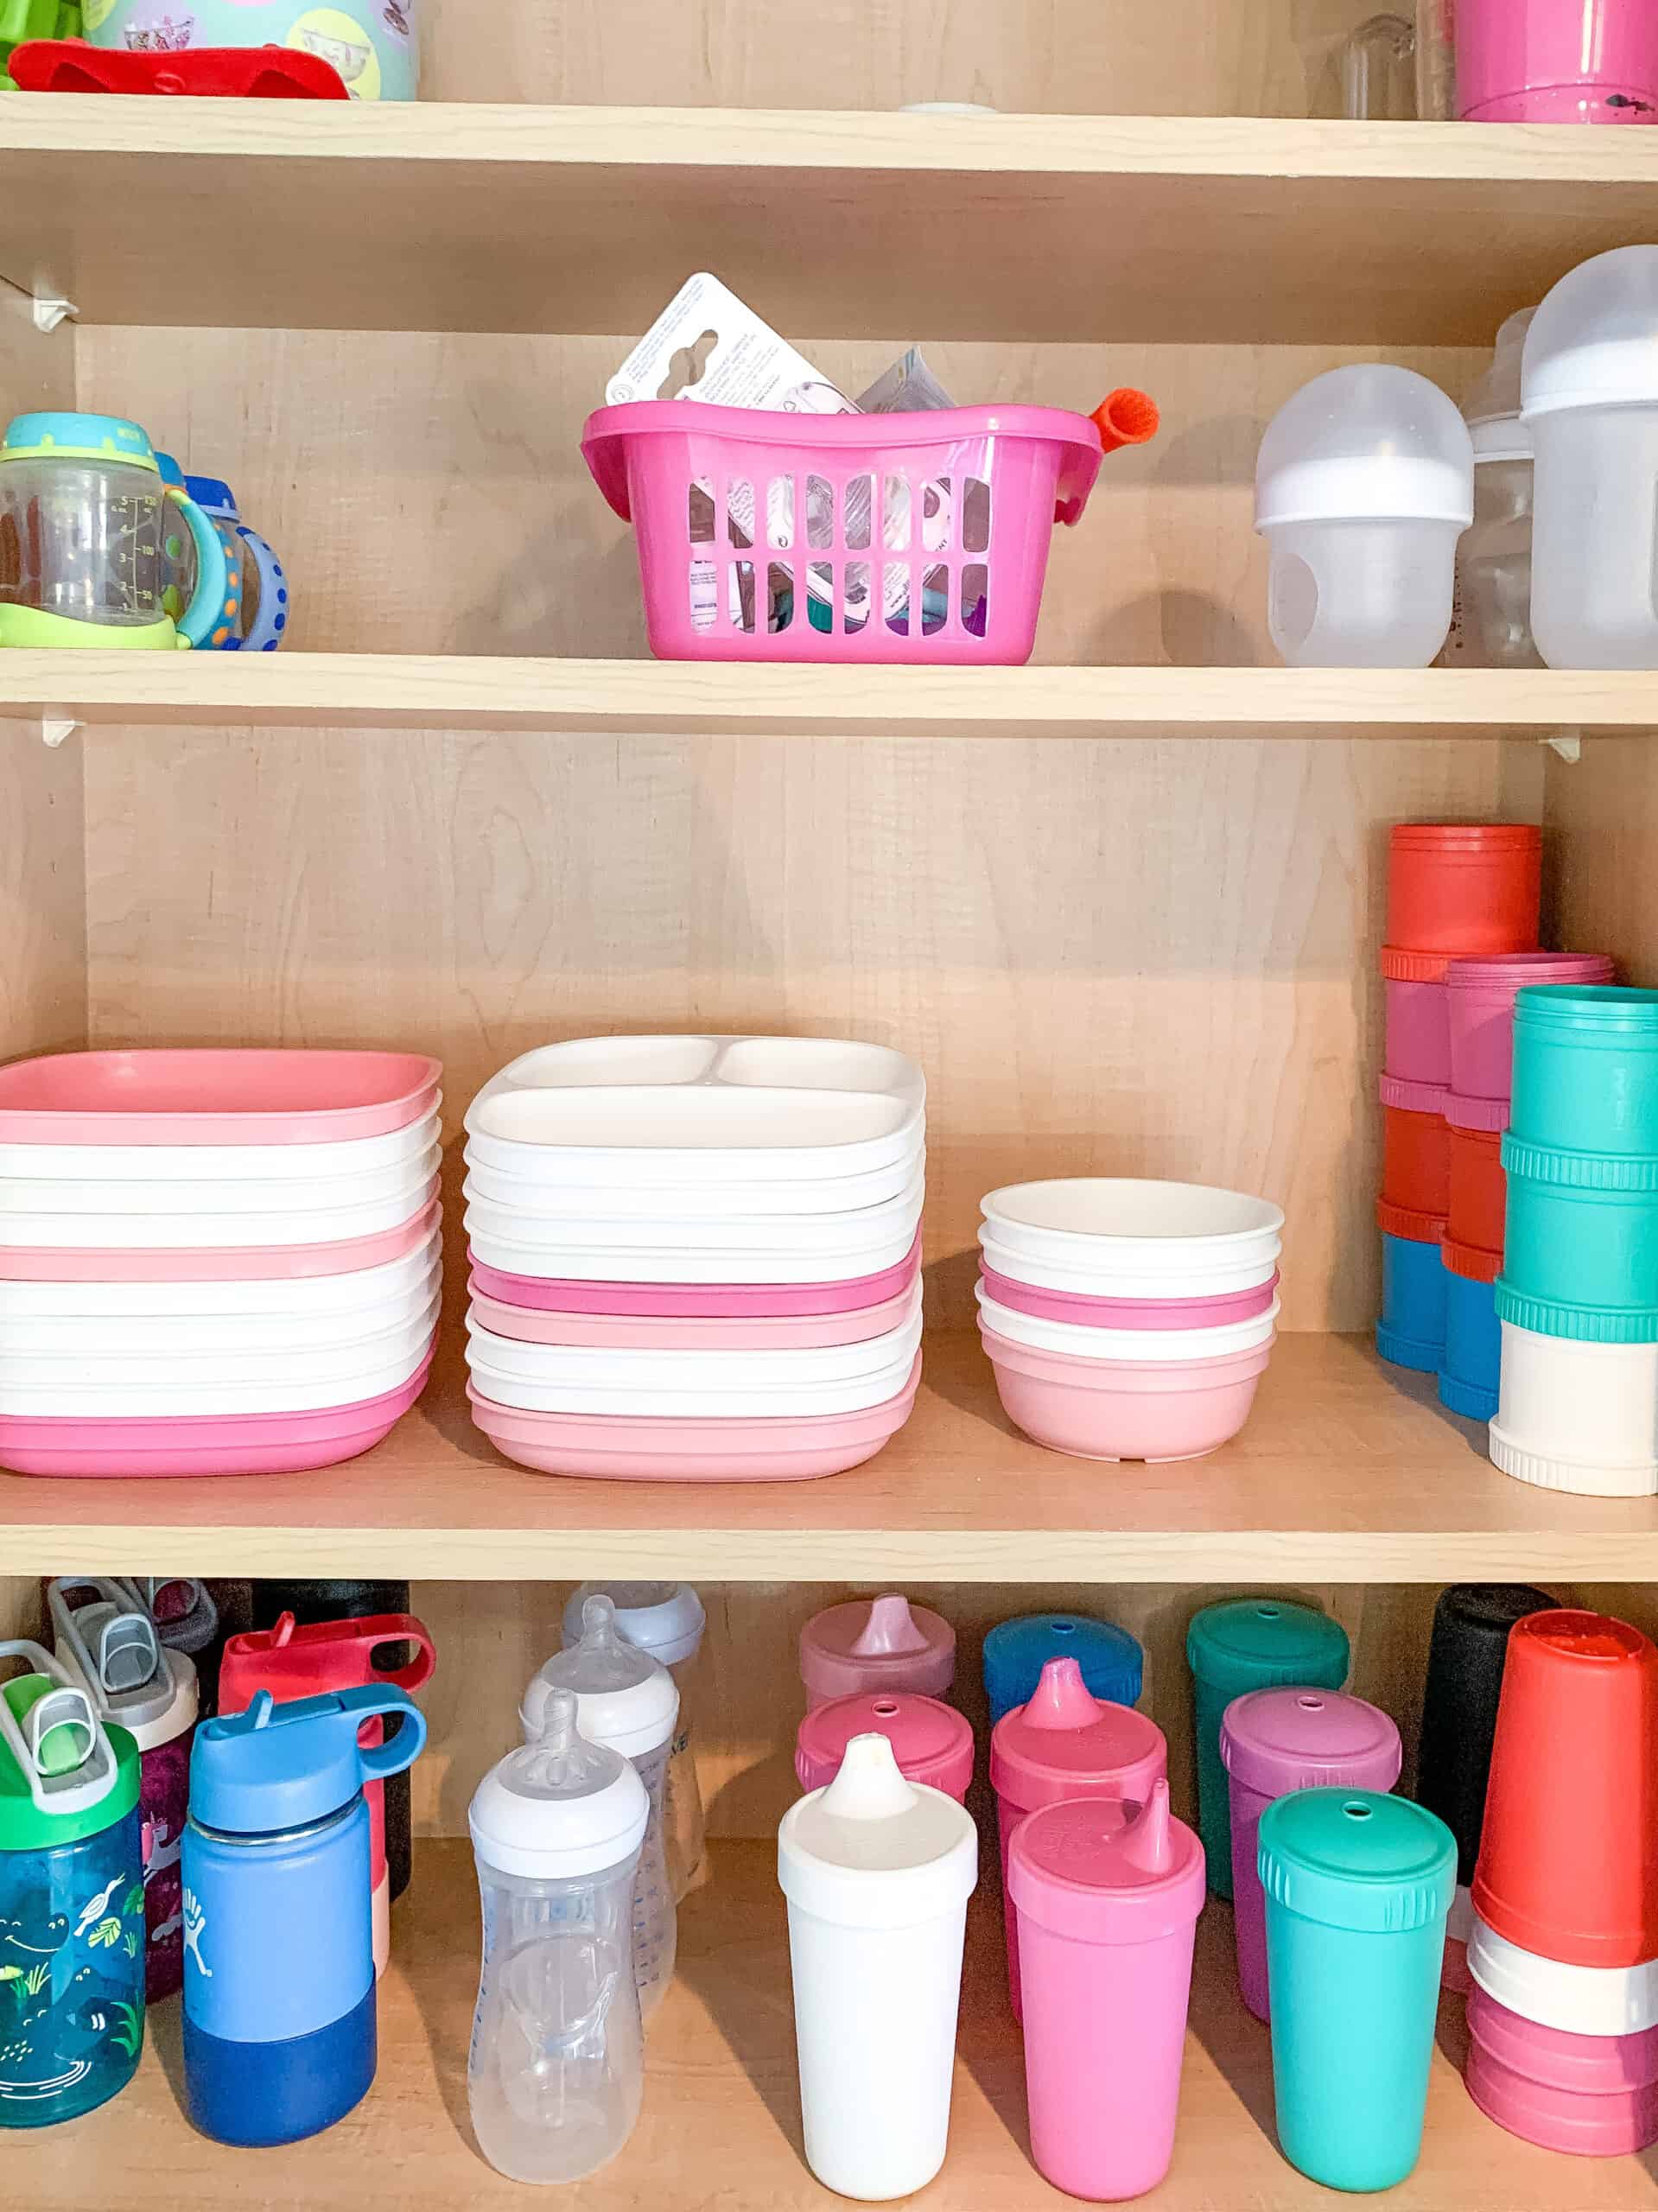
[472,1687,649,1880]
[1522,246,1658,419]
[522,1594,680,1759]
[1464,308,1536,461]
[561,1581,705,1670]
[1255,365,1474,527]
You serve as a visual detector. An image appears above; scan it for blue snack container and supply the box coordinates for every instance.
[1260,1788,1456,2192]
[982,1612,1143,1725]
[1439,1260,1501,1421]
[1377,1230,1448,1374]
[181,1683,426,2146]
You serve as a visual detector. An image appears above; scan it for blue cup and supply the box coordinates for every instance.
[1439,1265,1500,1420]
[982,1612,1143,1725]
[1377,1232,1447,1373]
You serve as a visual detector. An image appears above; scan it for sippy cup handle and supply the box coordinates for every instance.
[167,488,231,650]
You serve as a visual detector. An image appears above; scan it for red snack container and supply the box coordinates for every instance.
[1446,1100,1508,1260]
[1380,1077,1452,1219]
[1387,824,1541,956]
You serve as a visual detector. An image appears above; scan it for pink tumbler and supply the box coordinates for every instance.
[1219,1686,1401,2022]
[1457,0,1658,123]
[989,1656,1167,2018]
[794,1690,975,1802]
[1009,1780,1206,2202]
[797,1592,955,1709]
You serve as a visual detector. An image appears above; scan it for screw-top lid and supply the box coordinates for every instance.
[799,1592,956,1704]
[990,1656,1167,1814]
[125,1575,219,1657]
[471,1688,649,1880]
[981,1611,1143,1722]
[1381,1071,1450,1117]
[48,1575,197,1752]
[1255,365,1474,528]
[0,1641,138,1851]
[1186,1598,1350,1700]
[1445,951,1616,994]
[777,1732,978,1932]
[219,1608,436,1717]
[1007,1777,1205,1943]
[1260,1788,1456,1933]
[1522,247,1658,421]
[1380,946,1452,983]
[795,1691,975,1799]
[0,410,160,472]
[1464,308,1537,461]
[1513,983,1658,1039]
[1390,823,1541,855]
[1445,1091,1509,1133]
[189,1682,427,1837]
[522,1595,679,1760]
[562,1581,705,1669]
[1221,1688,1401,1799]
[184,474,238,518]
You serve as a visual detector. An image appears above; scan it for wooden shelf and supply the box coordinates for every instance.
[2,653,1655,738]
[6,103,1658,341]
[16,1836,1652,2211]
[6,1329,1658,1583]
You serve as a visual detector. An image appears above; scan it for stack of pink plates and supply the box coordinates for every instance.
[977,1179,1284,1462]
[0,1050,441,1477]
[463,1035,925,1480]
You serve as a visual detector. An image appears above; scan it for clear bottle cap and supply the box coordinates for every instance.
[473,1687,650,1879]
[1465,308,1536,461]
[1523,247,1658,420]
[1255,365,1474,527]
[522,1596,679,1760]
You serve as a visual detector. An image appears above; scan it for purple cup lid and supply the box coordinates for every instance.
[1220,1686,1401,1799]
[1445,953,1617,993]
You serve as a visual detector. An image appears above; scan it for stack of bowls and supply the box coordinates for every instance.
[1377,823,1541,1380]
[976,1179,1283,1462]
[1494,986,1658,1495]
[0,1049,441,1477]
[1439,952,1613,1422]
[462,1036,925,1481]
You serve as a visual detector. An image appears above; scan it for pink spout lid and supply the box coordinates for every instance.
[1007,1778,1206,1942]
[1219,1687,1402,1800]
[795,1691,974,1800]
[989,1656,1167,1814]
[799,1592,955,1704]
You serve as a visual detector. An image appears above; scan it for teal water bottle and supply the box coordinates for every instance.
[1185,1599,1349,1896]
[1260,1789,1456,2191]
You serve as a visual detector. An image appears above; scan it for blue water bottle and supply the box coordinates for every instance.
[982,1612,1144,1726]
[181,1684,427,2146]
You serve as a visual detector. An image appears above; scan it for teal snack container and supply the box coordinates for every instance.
[1185,1600,1350,1897]
[1500,1141,1658,1320]
[1509,987,1658,1159]
[1260,1789,1456,2193]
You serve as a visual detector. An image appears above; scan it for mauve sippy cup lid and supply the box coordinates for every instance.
[1220,1687,1401,1798]
[798,1593,955,1703]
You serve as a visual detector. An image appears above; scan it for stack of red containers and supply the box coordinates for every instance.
[1465,1608,1658,2158]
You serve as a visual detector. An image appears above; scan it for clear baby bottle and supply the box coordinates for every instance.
[1445,309,1542,669]
[468,1690,649,2185]
[1524,246,1658,669]
[522,1597,679,2022]
[1255,365,1473,667]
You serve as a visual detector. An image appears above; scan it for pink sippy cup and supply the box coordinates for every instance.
[797,1593,955,1709]
[1010,1780,1206,2200]
[989,1656,1167,2018]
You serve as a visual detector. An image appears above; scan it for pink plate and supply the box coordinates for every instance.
[0,1198,442,1283]
[467,1355,921,1482]
[467,1234,921,1318]
[467,1275,918,1349]
[978,1264,1279,1331]
[0,1354,432,1478]
[0,1049,441,1146]
[981,1322,1272,1463]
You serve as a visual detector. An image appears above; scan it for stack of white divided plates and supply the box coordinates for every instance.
[462,1035,925,1481]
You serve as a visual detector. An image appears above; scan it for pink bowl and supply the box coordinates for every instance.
[467,1276,917,1349]
[0,1198,442,1283]
[0,1049,442,1145]
[467,1355,921,1482]
[467,1235,921,1319]
[0,1353,433,1478]
[978,1263,1278,1331]
[980,1323,1271,1462]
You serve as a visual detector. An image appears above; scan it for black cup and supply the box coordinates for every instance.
[1416,1583,1557,1886]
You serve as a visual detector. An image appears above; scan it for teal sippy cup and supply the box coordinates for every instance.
[1260,1788,1456,2192]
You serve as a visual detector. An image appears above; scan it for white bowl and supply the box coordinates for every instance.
[0,1175,440,1250]
[0,1231,441,1318]
[981,1179,1285,1274]
[0,1108,441,1183]
[463,1338,921,1419]
[0,1143,441,1217]
[975,1285,1280,1363]
[978,1229,1280,1301]
[462,1141,923,1217]
[0,1332,435,1417]
[464,1294,922,1391]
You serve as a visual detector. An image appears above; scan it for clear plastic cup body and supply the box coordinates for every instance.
[629,1742,677,2019]
[467,1849,645,2185]
[0,456,171,627]
[663,1655,708,1899]
[1446,460,1540,669]
[1530,406,1658,669]
[1266,517,1462,667]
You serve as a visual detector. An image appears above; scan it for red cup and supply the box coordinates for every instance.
[1388,824,1541,956]
[1380,1087,1451,1219]
[1473,1611,1658,1969]
[1447,1122,1505,1258]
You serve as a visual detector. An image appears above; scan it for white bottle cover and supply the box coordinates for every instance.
[778,1732,978,2201]
[561,1582,706,1670]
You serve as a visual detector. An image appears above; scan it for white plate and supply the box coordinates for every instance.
[975,1284,1280,1362]
[0,1109,442,1183]
[0,1231,441,1318]
[467,1217,920,1286]
[464,1294,922,1389]
[979,1230,1280,1302]
[462,1141,923,1217]
[0,1334,435,1417]
[0,1144,441,1217]
[0,1298,439,1389]
[465,1340,919,1419]
[0,1175,440,1250]
[463,1173,923,1256]
[981,1179,1285,1274]
[0,1277,441,1356]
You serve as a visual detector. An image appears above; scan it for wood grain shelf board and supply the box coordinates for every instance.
[2,654,1655,737]
[14,1836,1654,2212]
[6,104,1658,341]
[6,1330,1658,1583]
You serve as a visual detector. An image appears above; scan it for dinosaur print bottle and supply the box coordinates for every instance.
[0,1640,144,2129]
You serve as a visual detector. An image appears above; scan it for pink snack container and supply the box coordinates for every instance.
[1009,1780,1206,2202]
[1445,953,1617,1103]
[1457,0,1658,123]
[1465,1988,1658,2156]
[794,1690,974,1802]
[798,1592,955,1709]
[1219,1686,1402,2022]
[990,1656,1168,2018]
[1382,947,1452,1088]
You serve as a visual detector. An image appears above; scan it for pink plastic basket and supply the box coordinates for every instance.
[581,402,1103,665]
